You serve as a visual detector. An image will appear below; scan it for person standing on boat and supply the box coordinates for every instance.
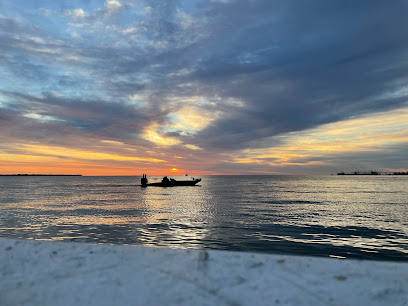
[141,174,148,186]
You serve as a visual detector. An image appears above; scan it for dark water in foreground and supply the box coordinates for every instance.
[0,175,407,261]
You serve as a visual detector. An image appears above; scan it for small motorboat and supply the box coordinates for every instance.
[141,174,201,187]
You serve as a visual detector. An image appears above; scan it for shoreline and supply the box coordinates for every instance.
[1,238,407,305]
[0,174,82,176]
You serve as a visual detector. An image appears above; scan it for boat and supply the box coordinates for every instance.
[141,174,201,187]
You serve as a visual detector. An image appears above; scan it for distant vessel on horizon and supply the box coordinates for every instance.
[337,171,408,175]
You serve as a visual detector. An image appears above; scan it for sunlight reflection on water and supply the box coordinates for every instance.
[0,175,407,260]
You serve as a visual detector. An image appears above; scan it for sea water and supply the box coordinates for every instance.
[0,175,407,261]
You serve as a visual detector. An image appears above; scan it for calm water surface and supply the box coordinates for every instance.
[0,175,407,261]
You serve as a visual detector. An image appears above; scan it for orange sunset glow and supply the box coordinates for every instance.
[0,1,407,175]
[1,106,406,176]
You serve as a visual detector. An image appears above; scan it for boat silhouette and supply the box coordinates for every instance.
[141,174,201,187]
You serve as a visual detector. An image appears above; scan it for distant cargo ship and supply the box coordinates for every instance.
[337,171,408,175]
[337,171,379,175]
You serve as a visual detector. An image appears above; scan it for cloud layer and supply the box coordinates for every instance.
[0,0,407,174]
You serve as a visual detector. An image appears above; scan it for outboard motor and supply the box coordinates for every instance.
[141,174,148,186]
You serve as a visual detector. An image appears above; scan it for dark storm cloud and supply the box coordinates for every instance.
[56,0,406,151]
[1,0,407,157]
[181,0,408,149]
[1,90,148,141]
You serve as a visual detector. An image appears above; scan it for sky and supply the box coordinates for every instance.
[0,0,407,176]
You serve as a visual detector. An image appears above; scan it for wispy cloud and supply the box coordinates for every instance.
[0,0,407,174]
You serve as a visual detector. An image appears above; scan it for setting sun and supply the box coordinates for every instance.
[0,0,407,177]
